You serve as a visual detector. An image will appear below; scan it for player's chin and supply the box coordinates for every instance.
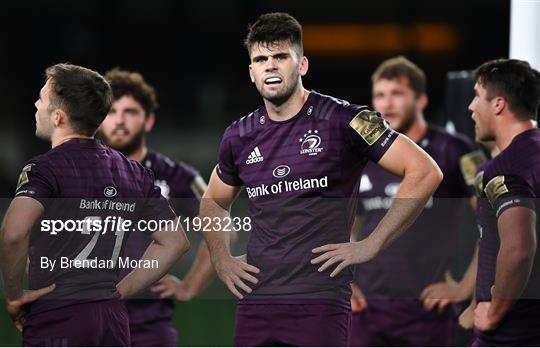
[261,88,290,103]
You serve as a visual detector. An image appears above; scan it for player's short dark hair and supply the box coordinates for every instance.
[474,58,540,120]
[244,12,303,56]
[371,56,427,96]
[45,63,112,137]
[104,68,158,115]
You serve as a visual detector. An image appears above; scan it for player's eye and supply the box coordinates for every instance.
[254,57,267,63]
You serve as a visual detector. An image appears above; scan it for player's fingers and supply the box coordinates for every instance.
[239,262,260,274]
[25,284,56,302]
[158,289,175,299]
[437,299,451,313]
[359,299,368,311]
[14,321,23,333]
[310,250,337,264]
[423,298,437,311]
[444,270,455,283]
[238,270,258,284]
[330,260,349,277]
[225,279,244,299]
[150,284,167,293]
[317,256,339,272]
[351,298,364,313]
[312,244,337,253]
[231,275,252,294]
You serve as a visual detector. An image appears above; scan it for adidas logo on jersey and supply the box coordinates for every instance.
[246,146,264,164]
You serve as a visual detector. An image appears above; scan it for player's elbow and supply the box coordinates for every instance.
[174,231,191,255]
[409,156,443,194]
[428,161,444,188]
[0,227,26,248]
[507,242,536,267]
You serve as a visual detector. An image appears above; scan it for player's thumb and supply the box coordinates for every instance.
[444,270,454,283]
[27,283,56,302]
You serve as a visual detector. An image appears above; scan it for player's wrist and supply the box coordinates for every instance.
[487,299,511,325]
[179,279,198,300]
[360,235,384,255]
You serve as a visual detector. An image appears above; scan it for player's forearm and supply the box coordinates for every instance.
[118,235,189,299]
[489,242,534,322]
[199,198,233,262]
[184,228,239,296]
[181,241,216,297]
[350,215,365,242]
[459,243,479,298]
[0,229,29,300]
[368,163,442,250]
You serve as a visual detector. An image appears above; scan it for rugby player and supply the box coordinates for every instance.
[0,63,189,346]
[199,13,443,346]
[469,58,540,346]
[349,56,482,346]
[98,68,217,346]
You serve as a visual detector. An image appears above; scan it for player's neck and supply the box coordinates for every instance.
[51,134,93,148]
[264,87,309,122]
[495,119,536,151]
[127,145,148,163]
[404,115,428,143]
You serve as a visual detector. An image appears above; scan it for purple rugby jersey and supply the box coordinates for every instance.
[354,126,479,299]
[216,90,398,300]
[474,128,540,344]
[121,149,200,328]
[14,138,176,314]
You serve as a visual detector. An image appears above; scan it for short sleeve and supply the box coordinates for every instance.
[451,140,485,197]
[345,109,398,163]
[216,129,243,187]
[484,174,535,218]
[14,161,55,206]
[458,149,486,188]
[168,163,201,218]
[140,169,177,234]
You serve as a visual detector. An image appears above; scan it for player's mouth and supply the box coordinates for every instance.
[382,113,398,121]
[112,129,129,137]
[264,76,283,86]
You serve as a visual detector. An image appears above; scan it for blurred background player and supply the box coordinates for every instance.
[98,68,221,346]
[349,56,483,346]
[199,13,442,346]
[0,63,189,346]
[468,58,540,346]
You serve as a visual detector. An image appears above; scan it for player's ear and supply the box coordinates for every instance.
[53,109,67,127]
[249,65,255,83]
[145,113,156,132]
[417,93,428,111]
[299,56,308,77]
[492,96,506,115]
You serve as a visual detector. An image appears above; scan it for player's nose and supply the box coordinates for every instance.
[265,57,278,71]
[113,112,126,125]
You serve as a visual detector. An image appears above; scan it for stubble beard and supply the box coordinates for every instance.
[259,72,300,108]
[98,126,146,157]
[394,104,418,134]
